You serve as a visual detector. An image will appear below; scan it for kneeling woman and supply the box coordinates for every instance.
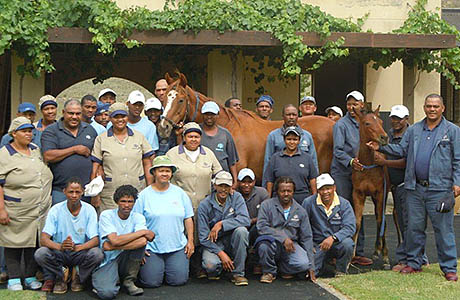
[263,126,318,204]
[133,156,194,287]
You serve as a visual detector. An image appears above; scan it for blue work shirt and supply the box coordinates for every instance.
[197,191,250,254]
[414,122,440,181]
[263,125,318,177]
[42,201,98,244]
[41,119,97,191]
[380,117,460,191]
[0,128,42,148]
[387,127,407,186]
[331,113,360,177]
[133,184,194,254]
[256,197,314,269]
[302,194,356,245]
[98,209,147,267]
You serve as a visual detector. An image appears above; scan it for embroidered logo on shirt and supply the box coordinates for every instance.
[86,135,91,140]
[302,140,308,145]
[216,143,224,152]
[291,214,300,222]
[227,207,235,216]
[133,144,140,150]
[332,213,342,220]
[77,228,85,235]
[299,163,305,168]
[202,162,210,168]
[441,135,450,142]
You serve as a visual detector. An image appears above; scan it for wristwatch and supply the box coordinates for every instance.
[332,235,338,242]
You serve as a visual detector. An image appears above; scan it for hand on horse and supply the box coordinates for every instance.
[174,121,185,136]
[373,152,386,166]
[453,185,460,197]
[351,158,364,172]
[283,238,296,253]
[366,141,379,151]
[319,236,334,251]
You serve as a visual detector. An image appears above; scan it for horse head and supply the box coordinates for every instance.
[354,105,389,146]
[158,72,192,138]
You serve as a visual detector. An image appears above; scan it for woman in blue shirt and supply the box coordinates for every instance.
[133,156,194,288]
[263,126,318,204]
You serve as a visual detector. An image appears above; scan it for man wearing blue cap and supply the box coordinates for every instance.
[255,95,274,120]
[200,101,239,187]
[1,102,42,147]
[94,102,110,128]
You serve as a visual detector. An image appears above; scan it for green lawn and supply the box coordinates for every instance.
[324,261,460,300]
[0,290,45,300]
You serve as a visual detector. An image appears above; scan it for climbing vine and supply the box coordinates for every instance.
[1,0,459,88]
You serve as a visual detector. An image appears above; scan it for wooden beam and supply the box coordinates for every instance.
[47,28,456,49]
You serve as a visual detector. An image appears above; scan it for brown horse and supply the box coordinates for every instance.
[158,72,334,183]
[351,107,391,269]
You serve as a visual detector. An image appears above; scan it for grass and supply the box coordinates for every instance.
[323,261,460,300]
[0,290,45,300]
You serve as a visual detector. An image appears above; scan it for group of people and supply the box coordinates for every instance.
[0,77,459,298]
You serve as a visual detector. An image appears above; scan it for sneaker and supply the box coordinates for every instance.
[260,273,276,284]
[53,279,68,294]
[197,269,207,279]
[207,275,220,280]
[41,280,54,292]
[24,277,42,290]
[231,275,248,286]
[71,268,84,292]
[7,278,23,291]
[0,271,8,283]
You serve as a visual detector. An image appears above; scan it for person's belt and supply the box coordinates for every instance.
[416,179,429,187]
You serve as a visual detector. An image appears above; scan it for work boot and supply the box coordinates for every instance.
[70,268,84,292]
[122,260,143,296]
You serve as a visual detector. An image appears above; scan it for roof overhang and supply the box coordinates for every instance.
[47,28,456,49]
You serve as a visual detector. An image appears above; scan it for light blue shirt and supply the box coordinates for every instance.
[98,209,147,267]
[133,184,194,254]
[91,120,107,136]
[42,201,98,244]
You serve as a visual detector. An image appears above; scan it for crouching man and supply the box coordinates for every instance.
[92,185,155,299]
[256,176,315,283]
[35,177,103,294]
[197,171,251,286]
[302,174,355,277]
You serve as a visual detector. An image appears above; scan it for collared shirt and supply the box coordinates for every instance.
[315,193,340,217]
[331,113,360,177]
[387,127,407,185]
[0,128,42,148]
[90,120,107,136]
[41,119,97,190]
[415,120,440,181]
[42,201,98,244]
[239,186,269,219]
[91,127,154,212]
[98,209,147,267]
[0,143,52,248]
[263,125,318,178]
[127,117,159,151]
[133,184,194,254]
[263,149,318,203]
[200,125,239,173]
[167,144,222,210]
[197,191,250,254]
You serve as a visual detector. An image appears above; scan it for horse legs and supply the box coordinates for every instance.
[373,193,390,270]
[352,191,366,258]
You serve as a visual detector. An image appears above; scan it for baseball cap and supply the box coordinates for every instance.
[346,91,364,102]
[256,95,274,107]
[18,102,36,114]
[214,171,233,186]
[325,106,344,117]
[389,105,409,119]
[145,97,162,111]
[108,102,128,117]
[237,168,255,181]
[201,101,220,114]
[38,95,57,110]
[300,96,316,105]
[95,101,110,116]
[316,173,335,190]
[149,155,177,175]
[8,116,35,135]
[127,90,145,105]
[283,126,301,137]
[182,122,202,136]
[98,88,117,99]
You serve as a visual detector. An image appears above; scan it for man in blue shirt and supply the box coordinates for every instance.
[369,94,460,282]
[197,171,250,286]
[1,102,42,147]
[92,185,154,299]
[41,99,97,205]
[34,178,103,294]
[263,104,318,183]
[145,97,176,156]
[302,174,355,277]
[81,95,107,136]
[94,101,110,128]
[330,90,371,266]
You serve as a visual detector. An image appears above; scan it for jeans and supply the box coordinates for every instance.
[138,248,189,288]
[4,247,37,279]
[202,227,249,277]
[314,237,354,276]
[34,247,103,282]
[406,184,457,273]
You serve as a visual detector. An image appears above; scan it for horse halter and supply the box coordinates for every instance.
[161,86,200,129]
